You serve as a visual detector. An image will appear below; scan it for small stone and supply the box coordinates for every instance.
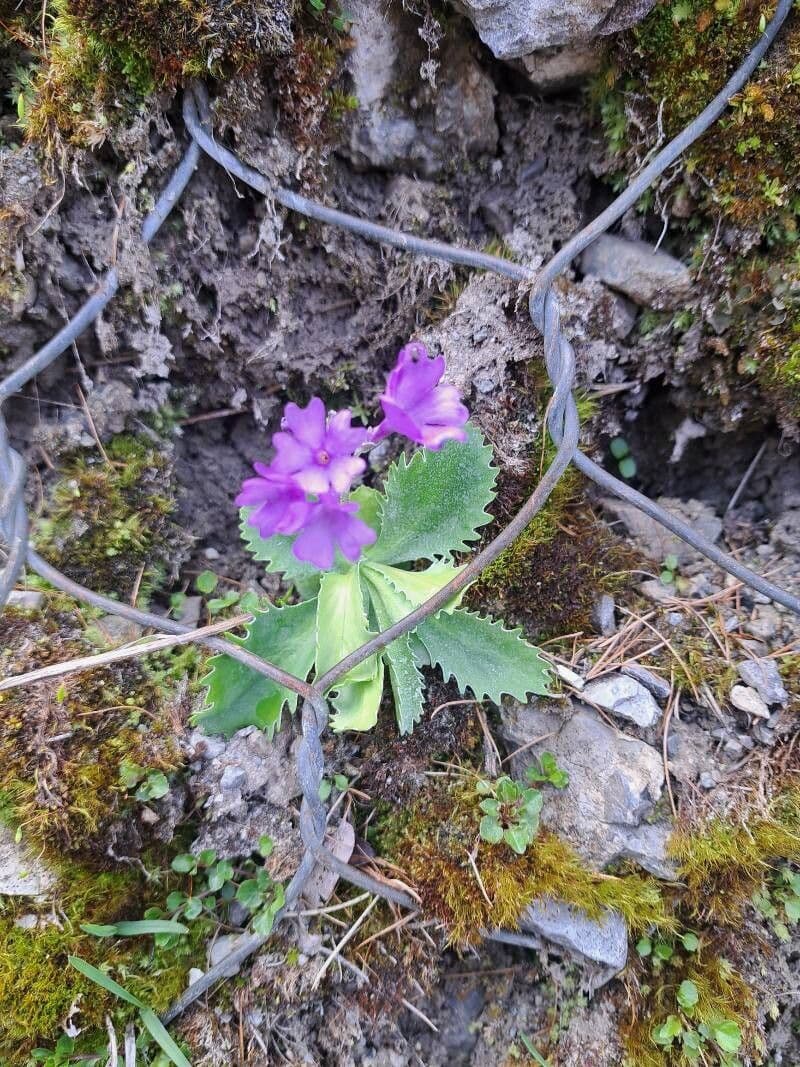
[208,934,247,975]
[640,579,675,604]
[187,729,227,762]
[519,42,603,92]
[582,674,661,728]
[96,614,144,645]
[736,659,788,707]
[580,235,692,310]
[555,664,585,691]
[219,765,247,794]
[188,968,204,987]
[203,547,221,560]
[7,590,44,610]
[0,826,56,897]
[729,684,770,720]
[723,738,744,758]
[520,899,627,971]
[666,612,684,627]
[745,607,781,642]
[699,772,717,789]
[605,496,722,566]
[591,594,616,636]
[620,664,671,703]
[178,596,203,628]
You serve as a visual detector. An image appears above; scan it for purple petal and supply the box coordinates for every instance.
[378,397,425,443]
[282,397,326,448]
[292,516,336,570]
[271,431,313,474]
[325,409,368,457]
[294,466,331,495]
[328,455,366,494]
[235,477,275,507]
[421,425,469,451]
[336,513,377,561]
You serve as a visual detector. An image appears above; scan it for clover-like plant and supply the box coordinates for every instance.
[198,342,552,737]
[476,775,544,855]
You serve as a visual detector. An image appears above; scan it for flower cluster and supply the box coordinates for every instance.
[237,342,469,570]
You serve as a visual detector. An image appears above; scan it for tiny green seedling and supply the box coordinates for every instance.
[477,775,544,855]
[526,752,570,790]
[609,437,637,480]
[660,553,679,586]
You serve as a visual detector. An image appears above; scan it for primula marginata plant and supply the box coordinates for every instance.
[198,342,552,737]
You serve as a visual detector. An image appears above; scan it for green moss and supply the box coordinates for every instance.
[2,0,295,153]
[374,775,675,946]
[604,1,800,233]
[623,950,758,1067]
[669,785,800,925]
[0,859,207,1063]
[33,433,185,604]
[0,594,184,858]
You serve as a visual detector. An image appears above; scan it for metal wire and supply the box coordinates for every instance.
[1,0,797,1025]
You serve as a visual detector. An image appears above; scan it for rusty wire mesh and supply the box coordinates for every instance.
[1,0,798,1024]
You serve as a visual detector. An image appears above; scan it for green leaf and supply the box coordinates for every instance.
[350,485,382,536]
[170,854,197,874]
[479,798,500,816]
[652,1015,682,1046]
[258,835,274,858]
[235,879,264,911]
[636,936,652,957]
[239,507,321,586]
[361,566,426,734]
[367,425,496,564]
[681,931,700,952]
[503,826,531,854]
[784,897,800,922]
[479,815,503,844]
[136,771,169,801]
[139,1007,192,1067]
[196,570,218,594]
[682,1028,702,1061]
[68,956,144,1008]
[197,598,317,737]
[331,657,385,732]
[654,941,674,961]
[315,568,377,685]
[710,1020,742,1054]
[609,437,630,459]
[362,560,466,615]
[183,898,203,920]
[618,456,637,480]
[415,608,552,703]
[677,980,699,1011]
[79,923,118,938]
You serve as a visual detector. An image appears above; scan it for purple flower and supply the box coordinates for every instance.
[373,341,469,451]
[271,396,367,495]
[291,493,377,571]
[236,463,311,539]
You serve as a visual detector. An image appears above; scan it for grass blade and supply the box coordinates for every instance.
[67,956,144,1009]
[139,1007,191,1067]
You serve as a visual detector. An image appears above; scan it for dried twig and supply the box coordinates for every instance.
[0,613,252,691]
[311,895,379,990]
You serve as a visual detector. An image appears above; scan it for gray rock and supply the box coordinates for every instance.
[582,674,661,728]
[500,702,673,877]
[193,727,301,819]
[729,684,770,720]
[581,235,691,309]
[744,606,782,643]
[520,898,627,971]
[640,579,676,604]
[7,589,44,610]
[519,42,603,92]
[736,659,789,707]
[208,933,248,976]
[345,2,497,174]
[454,0,656,58]
[621,664,671,703]
[602,496,722,566]
[591,594,616,636]
[770,508,800,556]
[96,614,144,645]
[191,803,301,881]
[0,825,56,897]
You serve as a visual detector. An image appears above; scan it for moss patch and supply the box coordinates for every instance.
[33,433,187,604]
[374,774,674,946]
[669,784,800,925]
[0,859,207,1063]
[0,596,185,859]
[606,1,800,233]
[2,0,295,152]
